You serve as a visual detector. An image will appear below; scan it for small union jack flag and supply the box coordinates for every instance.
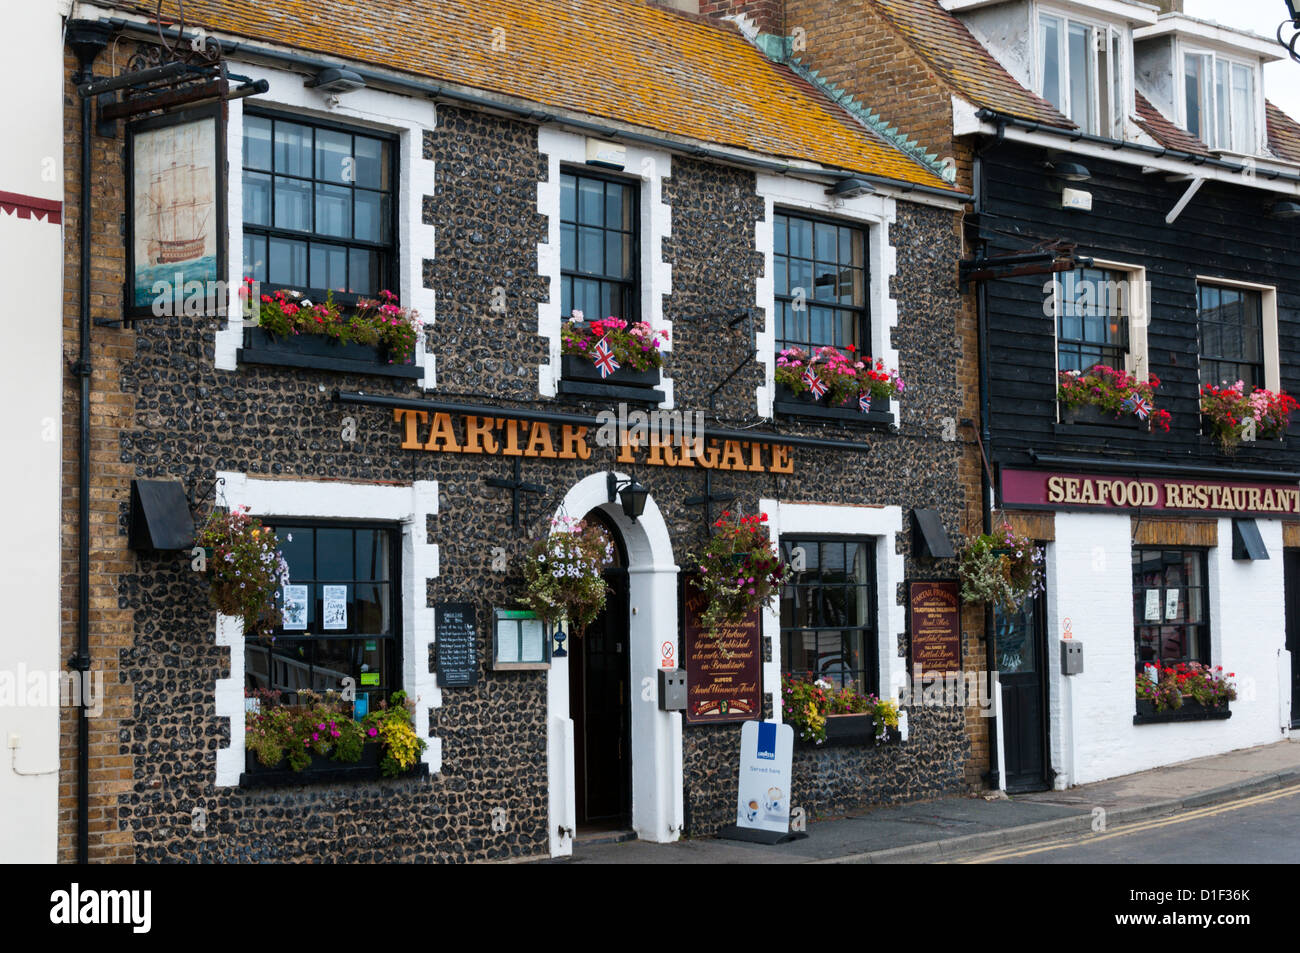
[802,365,827,399]
[592,335,620,379]
[1122,395,1151,420]
[859,392,871,413]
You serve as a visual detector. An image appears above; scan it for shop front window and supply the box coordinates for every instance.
[779,537,878,695]
[245,523,400,708]
[1132,548,1209,668]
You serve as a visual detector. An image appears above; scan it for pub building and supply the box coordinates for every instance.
[52,0,986,863]
[779,0,1300,791]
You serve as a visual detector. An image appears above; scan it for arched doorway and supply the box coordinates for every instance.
[569,509,631,831]
[546,471,682,856]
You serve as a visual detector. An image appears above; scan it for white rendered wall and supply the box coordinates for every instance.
[0,0,66,864]
[1047,511,1287,788]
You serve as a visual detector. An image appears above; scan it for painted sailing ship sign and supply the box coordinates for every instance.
[128,107,224,316]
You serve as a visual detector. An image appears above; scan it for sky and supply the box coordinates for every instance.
[1182,0,1300,121]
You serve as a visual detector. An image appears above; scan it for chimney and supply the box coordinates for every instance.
[698,0,785,34]
[1153,0,1183,13]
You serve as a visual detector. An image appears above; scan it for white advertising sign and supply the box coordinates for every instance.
[736,721,793,833]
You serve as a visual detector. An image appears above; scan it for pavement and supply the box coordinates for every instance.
[551,739,1300,864]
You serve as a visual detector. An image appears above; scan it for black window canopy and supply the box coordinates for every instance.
[1231,518,1268,561]
[128,480,195,551]
[912,508,956,559]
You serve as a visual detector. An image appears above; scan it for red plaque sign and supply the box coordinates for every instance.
[683,575,762,724]
[908,580,961,673]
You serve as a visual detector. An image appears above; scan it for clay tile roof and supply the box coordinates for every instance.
[1266,101,1300,164]
[870,0,1071,128]
[1133,91,1211,156]
[104,0,956,191]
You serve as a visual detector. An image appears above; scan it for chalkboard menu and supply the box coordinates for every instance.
[436,602,479,688]
[908,580,961,673]
[682,575,762,724]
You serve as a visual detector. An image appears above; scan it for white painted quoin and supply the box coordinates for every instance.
[212,473,441,787]
[547,471,682,855]
[1041,511,1289,789]
[0,0,68,864]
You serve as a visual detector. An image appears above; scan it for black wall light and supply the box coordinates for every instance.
[826,176,876,198]
[1269,200,1300,220]
[306,67,366,94]
[607,472,650,521]
[1046,160,1091,182]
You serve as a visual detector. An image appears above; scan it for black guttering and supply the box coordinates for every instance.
[94,15,973,203]
[335,392,878,453]
[67,18,114,867]
[1026,453,1300,483]
[974,107,1300,186]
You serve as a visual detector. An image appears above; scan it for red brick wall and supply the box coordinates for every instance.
[699,0,785,33]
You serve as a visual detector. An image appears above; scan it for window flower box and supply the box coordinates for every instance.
[1133,698,1232,725]
[559,354,661,389]
[558,317,667,402]
[1059,402,1141,428]
[794,714,903,748]
[1058,364,1170,432]
[239,741,429,788]
[240,327,423,380]
[773,383,893,424]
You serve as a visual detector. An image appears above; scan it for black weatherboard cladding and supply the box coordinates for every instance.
[979,141,1300,473]
[115,105,971,859]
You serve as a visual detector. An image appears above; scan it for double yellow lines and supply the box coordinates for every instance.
[955,783,1300,863]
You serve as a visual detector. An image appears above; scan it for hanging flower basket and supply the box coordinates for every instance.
[957,523,1043,613]
[196,505,290,639]
[520,516,615,639]
[690,511,791,631]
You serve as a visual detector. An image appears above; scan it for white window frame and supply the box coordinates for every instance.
[1194,275,1279,393]
[1178,45,1262,154]
[1036,6,1129,139]
[1050,259,1150,418]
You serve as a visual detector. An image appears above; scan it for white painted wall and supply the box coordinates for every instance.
[0,0,66,864]
[212,473,440,786]
[215,64,438,389]
[1047,511,1287,788]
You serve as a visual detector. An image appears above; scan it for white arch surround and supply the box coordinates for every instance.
[546,471,682,856]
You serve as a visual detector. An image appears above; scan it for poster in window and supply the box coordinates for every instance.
[281,584,308,631]
[322,585,348,630]
[126,106,226,318]
[1165,588,1181,621]
[1144,589,1161,621]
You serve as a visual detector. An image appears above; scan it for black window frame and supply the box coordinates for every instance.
[773,209,870,358]
[1132,547,1211,670]
[559,166,640,323]
[241,108,400,307]
[1197,282,1265,391]
[1055,265,1131,373]
[244,519,403,710]
[778,536,880,697]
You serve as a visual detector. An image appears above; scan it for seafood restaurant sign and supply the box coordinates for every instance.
[1001,468,1300,516]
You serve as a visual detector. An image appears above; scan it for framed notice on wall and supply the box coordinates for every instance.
[682,573,762,724]
[125,104,227,320]
[908,580,961,673]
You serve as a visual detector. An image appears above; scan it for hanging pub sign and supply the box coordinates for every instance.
[392,409,795,474]
[126,104,226,320]
[682,574,762,724]
[1002,468,1300,517]
[908,580,961,673]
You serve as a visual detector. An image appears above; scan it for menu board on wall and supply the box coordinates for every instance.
[435,602,478,688]
[683,574,762,724]
[908,580,962,673]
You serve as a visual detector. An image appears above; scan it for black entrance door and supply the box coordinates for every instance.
[570,566,631,826]
[996,591,1049,793]
[1285,551,1300,728]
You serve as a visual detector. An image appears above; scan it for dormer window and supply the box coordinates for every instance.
[1183,51,1256,153]
[1038,9,1126,138]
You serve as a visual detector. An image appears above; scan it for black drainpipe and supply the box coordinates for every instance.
[972,122,1003,791]
[67,19,112,866]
